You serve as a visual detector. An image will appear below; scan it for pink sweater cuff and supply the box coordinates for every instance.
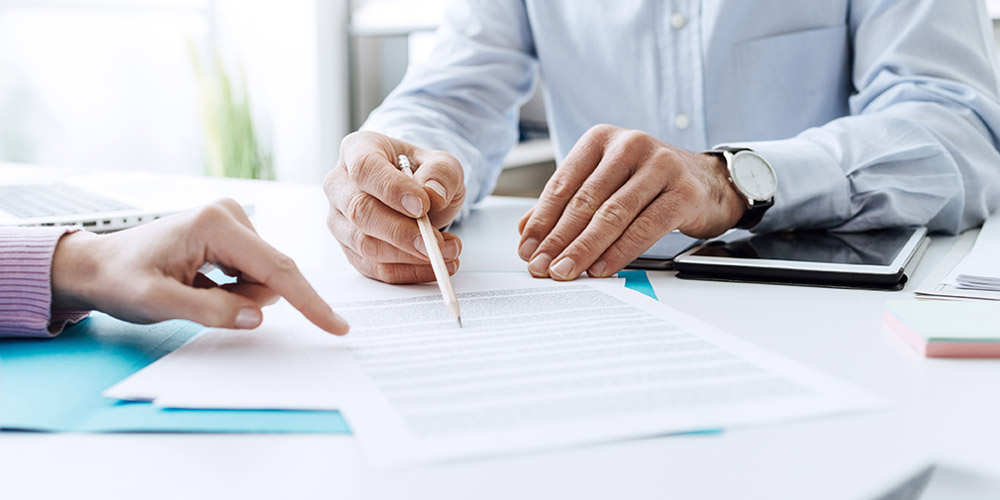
[0,227,90,338]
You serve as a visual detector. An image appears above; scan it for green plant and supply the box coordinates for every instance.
[189,41,274,180]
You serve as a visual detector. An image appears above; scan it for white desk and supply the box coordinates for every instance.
[1,170,998,499]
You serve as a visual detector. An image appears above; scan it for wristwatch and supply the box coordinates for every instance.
[704,147,777,230]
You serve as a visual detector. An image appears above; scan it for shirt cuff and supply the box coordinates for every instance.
[0,227,90,338]
[720,135,852,233]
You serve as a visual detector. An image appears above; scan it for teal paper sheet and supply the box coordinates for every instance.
[0,313,349,433]
[0,271,660,434]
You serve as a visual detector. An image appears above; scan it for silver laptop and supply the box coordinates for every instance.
[0,168,239,233]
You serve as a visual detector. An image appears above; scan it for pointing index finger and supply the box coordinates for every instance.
[207,222,350,335]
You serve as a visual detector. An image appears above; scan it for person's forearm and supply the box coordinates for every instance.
[50,230,102,311]
[0,227,89,338]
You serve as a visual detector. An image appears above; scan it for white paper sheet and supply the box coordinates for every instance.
[914,228,1000,301]
[953,214,1000,289]
[285,274,886,468]
[105,273,625,410]
[104,304,340,410]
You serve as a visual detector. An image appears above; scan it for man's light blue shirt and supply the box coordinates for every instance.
[363,0,1000,233]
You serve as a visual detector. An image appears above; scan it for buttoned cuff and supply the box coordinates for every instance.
[720,136,851,233]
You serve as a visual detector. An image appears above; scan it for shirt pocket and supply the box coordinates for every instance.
[735,24,852,141]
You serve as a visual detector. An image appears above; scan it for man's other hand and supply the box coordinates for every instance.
[517,124,746,281]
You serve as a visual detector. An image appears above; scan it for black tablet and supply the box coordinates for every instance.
[672,227,929,290]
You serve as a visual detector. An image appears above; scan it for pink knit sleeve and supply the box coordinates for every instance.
[0,227,89,338]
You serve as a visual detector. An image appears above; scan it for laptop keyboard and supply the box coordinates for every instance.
[0,184,136,219]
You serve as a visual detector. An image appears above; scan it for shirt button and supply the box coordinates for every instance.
[670,13,687,30]
[674,113,691,130]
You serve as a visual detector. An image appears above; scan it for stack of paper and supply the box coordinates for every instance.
[107,272,886,467]
[915,215,1000,301]
[953,214,1000,290]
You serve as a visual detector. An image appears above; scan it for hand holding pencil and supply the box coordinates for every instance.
[325,131,466,285]
[397,155,463,327]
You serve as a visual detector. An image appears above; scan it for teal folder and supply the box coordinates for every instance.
[0,313,349,433]
[0,271,660,434]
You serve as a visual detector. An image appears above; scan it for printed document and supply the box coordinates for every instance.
[286,273,885,467]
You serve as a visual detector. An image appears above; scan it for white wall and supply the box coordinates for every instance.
[0,2,208,175]
[0,0,351,183]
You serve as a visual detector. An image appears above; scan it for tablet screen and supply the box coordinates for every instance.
[687,229,917,266]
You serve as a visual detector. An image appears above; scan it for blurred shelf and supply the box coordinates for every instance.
[350,0,444,37]
[502,138,554,170]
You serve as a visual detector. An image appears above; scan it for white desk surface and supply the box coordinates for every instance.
[1,168,999,499]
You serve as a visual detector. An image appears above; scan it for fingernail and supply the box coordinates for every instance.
[425,180,447,200]
[413,236,428,257]
[447,260,459,274]
[401,194,423,217]
[549,257,576,280]
[528,253,552,277]
[331,311,350,335]
[235,308,262,329]
[444,240,460,259]
[519,238,539,261]
[589,260,607,277]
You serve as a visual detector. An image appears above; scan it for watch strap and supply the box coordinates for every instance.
[735,196,773,229]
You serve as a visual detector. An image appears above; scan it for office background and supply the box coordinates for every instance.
[1,0,998,194]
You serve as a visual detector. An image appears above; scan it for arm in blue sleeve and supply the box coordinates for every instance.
[735,0,1000,234]
[361,0,539,221]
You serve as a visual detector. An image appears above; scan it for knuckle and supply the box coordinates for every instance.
[345,192,376,225]
[567,190,601,217]
[568,236,602,259]
[540,233,572,254]
[546,174,577,200]
[213,198,241,213]
[649,149,678,173]
[629,216,661,243]
[193,203,228,227]
[386,221,413,247]
[326,208,340,234]
[586,124,619,140]
[372,262,409,284]
[273,253,299,275]
[355,233,382,260]
[617,129,651,153]
[595,199,633,228]
[348,152,384,183]
[601,244,631,270]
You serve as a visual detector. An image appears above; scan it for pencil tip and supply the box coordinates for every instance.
[457,317,463,328]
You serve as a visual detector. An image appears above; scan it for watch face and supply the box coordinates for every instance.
[731,152,777,201]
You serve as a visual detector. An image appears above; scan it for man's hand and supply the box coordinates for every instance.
[325,131,466,283]
[51,199,349,335]
[517,124,747,281]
